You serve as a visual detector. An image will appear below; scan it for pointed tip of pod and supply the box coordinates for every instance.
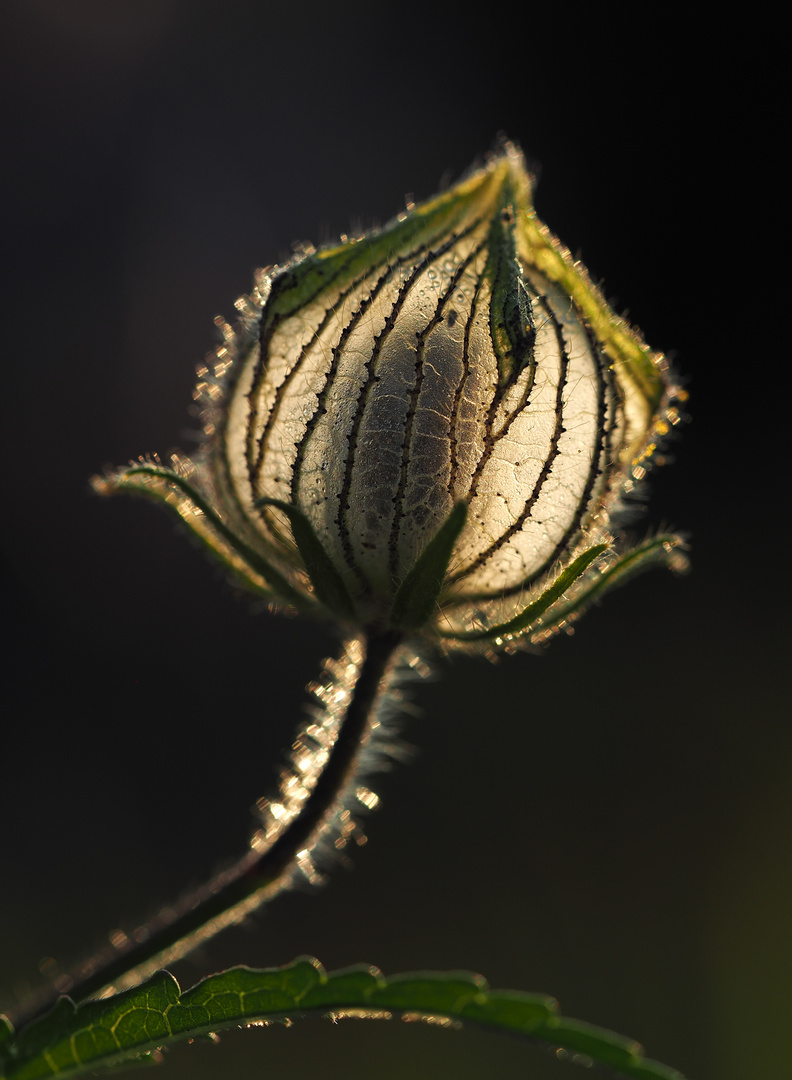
[441,137,536,221]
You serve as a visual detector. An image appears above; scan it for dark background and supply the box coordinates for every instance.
[1,4,786,1080]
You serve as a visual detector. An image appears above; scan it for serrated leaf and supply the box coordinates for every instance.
[2,958,686,1080]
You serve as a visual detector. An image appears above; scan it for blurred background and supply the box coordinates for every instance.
[1,4,786,1079]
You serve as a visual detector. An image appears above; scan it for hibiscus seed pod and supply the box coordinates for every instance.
[95,142,686,646]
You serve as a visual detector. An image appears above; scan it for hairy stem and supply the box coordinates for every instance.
[9,628,404,1031]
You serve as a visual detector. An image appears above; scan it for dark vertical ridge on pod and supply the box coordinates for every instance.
[336,220,486,587]
[214,251,364,554]
[251,265,384,489]
[287,255,411,509]
[460,274,542,521]
[449,292,573,582]
[250,213,473,488]
[387,241,488,585]
[243,197,463,429]
[448,264,487,499]
[243,204,480,499]
[462,302,616,602]
[244,249,362,464]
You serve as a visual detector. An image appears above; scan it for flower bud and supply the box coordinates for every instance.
[95,142,685,645]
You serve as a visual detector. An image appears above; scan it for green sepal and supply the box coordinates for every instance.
[538,534,688,634]
[256,498,359,624]
[95,465,315,613]
[485,188,536,387]
[442,543,608,643]
[390,502,468,631]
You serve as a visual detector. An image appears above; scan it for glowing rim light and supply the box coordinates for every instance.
[56,140,689,1039]
[94,141,686,647]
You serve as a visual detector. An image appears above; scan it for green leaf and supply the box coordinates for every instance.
[255,498,358,623]
[390,502,468,631]
[443,543,608,643]
[2,958,686,1080]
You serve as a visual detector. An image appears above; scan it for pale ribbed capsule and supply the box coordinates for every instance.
[96,143,685,646]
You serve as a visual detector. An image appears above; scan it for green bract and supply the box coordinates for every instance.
[95,143,685,644]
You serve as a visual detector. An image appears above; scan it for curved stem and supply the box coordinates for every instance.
[10,628,404,1031]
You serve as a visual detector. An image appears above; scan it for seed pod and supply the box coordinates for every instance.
[95,142,685,645]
